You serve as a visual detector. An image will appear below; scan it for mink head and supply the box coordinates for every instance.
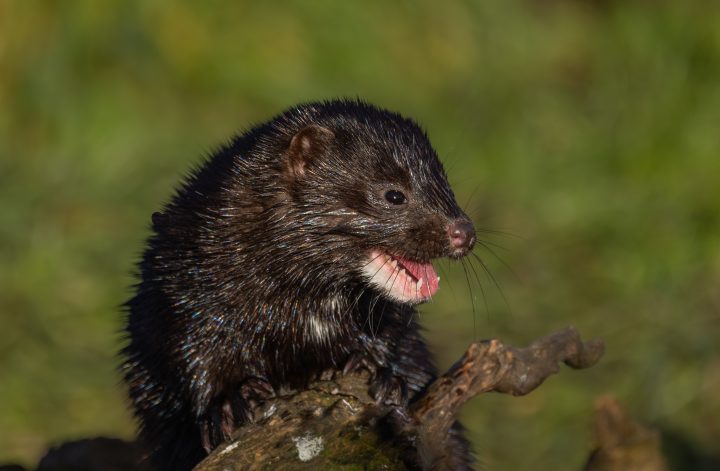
[151,99,475,308]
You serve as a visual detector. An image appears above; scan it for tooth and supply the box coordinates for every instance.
[417,278,424,289]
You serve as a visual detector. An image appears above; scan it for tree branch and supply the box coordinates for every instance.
[405,327,604,470]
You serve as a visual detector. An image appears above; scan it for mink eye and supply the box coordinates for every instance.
[384,190,407,205]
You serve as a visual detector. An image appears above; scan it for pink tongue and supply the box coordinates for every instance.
[397,257,440,295]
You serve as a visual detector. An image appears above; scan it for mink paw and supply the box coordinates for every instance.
[342,353,407,406]
[199,377,275,453]
[342,351,378,376]
[369,366,408,406]
[199,394,251,453]
[239,376,275,409]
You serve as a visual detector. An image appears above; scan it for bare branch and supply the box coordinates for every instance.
[404,327,604,470]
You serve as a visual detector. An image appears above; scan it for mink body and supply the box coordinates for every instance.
[122,99,476,470]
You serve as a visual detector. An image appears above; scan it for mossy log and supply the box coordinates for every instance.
[195,327,604,471]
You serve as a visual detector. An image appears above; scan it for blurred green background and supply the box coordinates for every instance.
[1,1,719,469]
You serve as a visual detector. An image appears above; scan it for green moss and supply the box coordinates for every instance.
[321,425,409,470]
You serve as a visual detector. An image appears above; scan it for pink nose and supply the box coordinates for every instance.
[447,219,476,251]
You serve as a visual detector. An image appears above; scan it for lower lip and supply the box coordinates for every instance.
[361,250,439,303]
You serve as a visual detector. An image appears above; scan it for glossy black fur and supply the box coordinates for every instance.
[122,99,475,470]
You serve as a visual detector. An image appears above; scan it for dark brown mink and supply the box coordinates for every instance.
[122,99,477,471]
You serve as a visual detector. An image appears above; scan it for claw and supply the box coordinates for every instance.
[228,394,253,424]
[238,377,274,418]
[240,376,275,403]
[200,400,235,453]
[198,377,276,453]
[319,368,336,381]
[343,352,375,376]
[369,367,408,406]
[343,352,408,406]
[200,422,213,454]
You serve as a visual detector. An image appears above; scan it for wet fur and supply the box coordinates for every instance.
[122,99,474,470]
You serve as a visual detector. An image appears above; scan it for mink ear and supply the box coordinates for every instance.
[284,125,335,180]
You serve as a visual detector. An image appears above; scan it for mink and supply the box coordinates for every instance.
[121,99,477,470]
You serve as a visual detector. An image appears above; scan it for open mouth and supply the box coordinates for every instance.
[362,249,440,303]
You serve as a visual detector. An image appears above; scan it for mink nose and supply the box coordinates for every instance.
[447,219,476,253]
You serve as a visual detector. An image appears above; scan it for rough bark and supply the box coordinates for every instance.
[195,326,604,470]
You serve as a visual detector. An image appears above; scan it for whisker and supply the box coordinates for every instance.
[474,237,509,251]
[366,293,382,337]
[459,259,476,320]
[475,240,518,281]
[476,227,525,240]
[362,255,392,335]
[362,251,387,271]
[471,252,512,315]
[368,255,403,338]
[435,260,457,301]
[465,256,489,341]
[406,267,417,327]
[423,263,434,305]
[463,184,482,212]
[375,261,403,338]
[345,286,367,327]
